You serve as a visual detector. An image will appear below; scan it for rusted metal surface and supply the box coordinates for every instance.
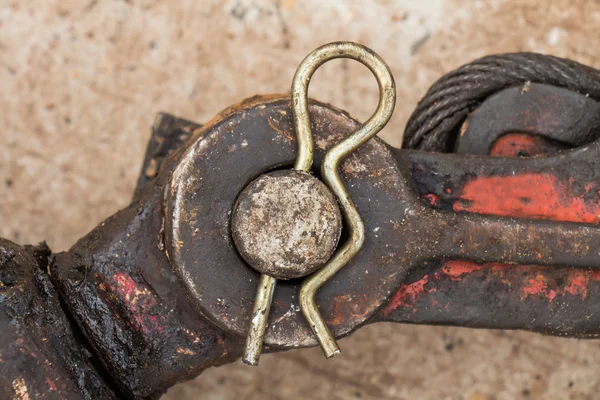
[232,170,342,280]
[135,112,200,193]
[378,84,600,334]
[3,82,600,398]
[378,142,600,333]
[154,89,600,355]
[377,259,600,338]
[164,96,409,348]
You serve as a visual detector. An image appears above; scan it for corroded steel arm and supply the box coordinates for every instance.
[4,53,600,399]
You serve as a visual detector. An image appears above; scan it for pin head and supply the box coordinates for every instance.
[231,170,342,280]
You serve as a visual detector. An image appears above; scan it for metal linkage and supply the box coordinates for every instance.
[9,44,600,399]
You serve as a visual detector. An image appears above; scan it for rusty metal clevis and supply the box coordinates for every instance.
[4,41,600,399]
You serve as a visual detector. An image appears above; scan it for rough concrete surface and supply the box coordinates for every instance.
[2,0,600,399]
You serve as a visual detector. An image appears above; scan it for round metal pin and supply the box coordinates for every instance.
[231,170,342,280]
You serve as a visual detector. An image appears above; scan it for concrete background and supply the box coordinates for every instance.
[2,0,600,399]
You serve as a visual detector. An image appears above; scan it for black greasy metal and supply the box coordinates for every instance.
[50,170,244,399]
[1,111,247,400]
[0,239,119,399]
[164,96,410,348]
[456,82,600,155]
[135,112,199,192]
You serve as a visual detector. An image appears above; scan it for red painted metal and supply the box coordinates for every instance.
[382,261,600,314]
[383,120,600,326]
[489,133,565,157]
[453,173,600,224]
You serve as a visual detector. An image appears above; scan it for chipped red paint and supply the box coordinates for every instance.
[564,271,593,299]
[327,294,372,326]
[383,260,600,318]
[454,173,600,224]
[441,260,483,279]
[489,133,562,157]
[383,263,510,315]
[521,269,600,301]
[421,193,441,208]
[383,275,430,311]
[385,133,600,324]
[328,295,352,326]
[105,272,166,336]
[522,274,555,300]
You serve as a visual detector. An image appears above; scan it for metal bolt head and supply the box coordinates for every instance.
[231,170,342,280]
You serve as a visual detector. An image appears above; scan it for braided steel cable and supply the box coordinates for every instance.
[403,53,600,152]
